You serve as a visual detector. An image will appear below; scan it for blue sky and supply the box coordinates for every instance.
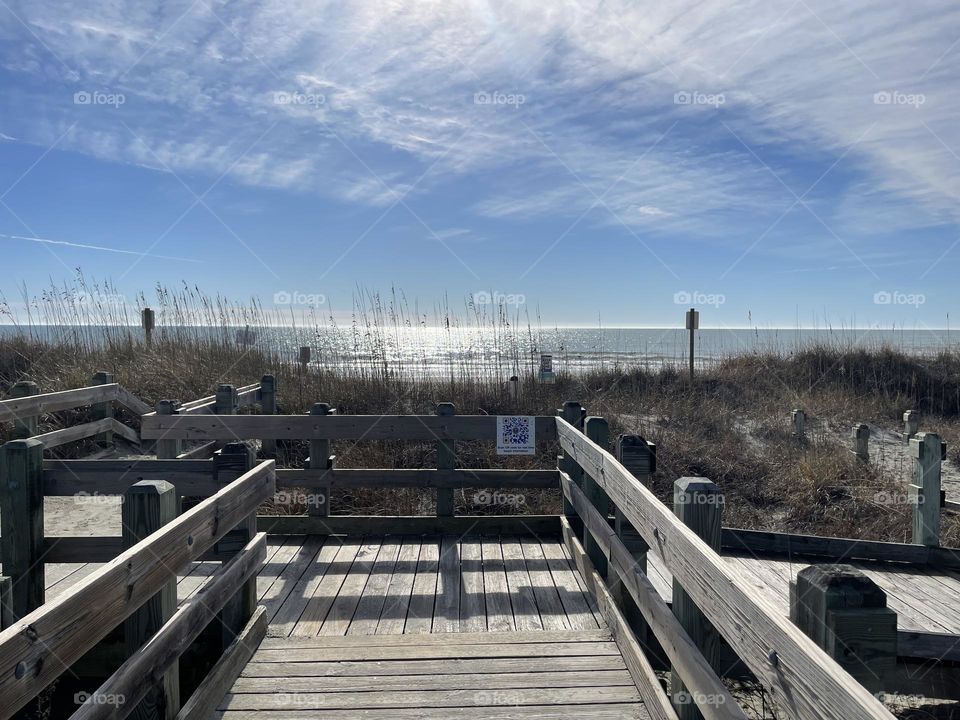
[0,1,957,327]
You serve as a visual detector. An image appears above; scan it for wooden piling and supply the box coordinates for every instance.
[583,417,610,577]
[92,371,114,445]
[903,410,919,442]
[259,374,277,457]
[790,564,897,693]
[123,480,180,720]
[435,403,456,517]
[910,432,945,547]
[671,477,722,720]
[0,438,45,618]
[792,409,806,438]
[852,424,870,462]
[215,384,239,415]
[8,379,39,439]
[142,307,155,345]
[155,400,181,459]
[559,401,584,534]
[308,403,333,517]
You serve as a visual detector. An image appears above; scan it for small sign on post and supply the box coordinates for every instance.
[496,416,535,455]
[538,354,555,383]
[685,308,699,380]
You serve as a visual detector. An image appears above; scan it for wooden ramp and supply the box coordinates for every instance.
[215,629,651,719]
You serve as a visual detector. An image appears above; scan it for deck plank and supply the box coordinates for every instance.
[348,539,401,635]
[405,535,440,633]
[432,535,460,632]
[459,538,487,632]
[482,536,515,632]
[294,538,363,636]
[376,537,420,634]
[501,536,543,631]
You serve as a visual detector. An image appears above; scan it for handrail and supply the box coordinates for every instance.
[556,417,893,720]
[31,417,114,449]
[0,383,118,421]
[0,459,275,718]
[140,413,559,441]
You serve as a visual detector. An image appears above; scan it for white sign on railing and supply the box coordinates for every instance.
[496,416,535,455]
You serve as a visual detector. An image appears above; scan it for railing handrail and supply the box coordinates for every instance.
[556,416,893,720]
[140,413,560,441]
[0,459,276,718]
[0,383,119,421]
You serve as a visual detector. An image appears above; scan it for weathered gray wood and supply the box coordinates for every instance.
[852,424,870,462]
[910,432,943,546]
[789,565,897,694]
[257,514,560,536]
[112,419,141,445]
[123,480,180,720]
[556,418,894,720]
[92,371,115,445]
[116,386,153,417]
[0,577,11,630]
[435,403,456,517]
[259,374,277,457]
[501,536,543,631]
[897,629,960,661]
[559,402,584,523]
[376,538,420,635]
[215,705,648,720]
[141,414,560,442]
[0,438,45,618]
[560,474,744,720]
[259,629,613,649]
[31,417,113,449]
[73,535,267,720]
[294,538,362,636]
[0,460,275,717]
[142,307,155,345]
[275,467,558,489]
[175,606,267,720]
[561,519,678,720]
[405,536,440,634]
[155,400,182,459]
[177,441,219,460]
[307,403,333,517]
[43,537,124,563]
[616,435,656,480]
[251,641,620,663]
[348,540,402,636]
[1,382,116,427]
[43,459,217,496]
[672,478,723,720]
[791,409,806,438]
[583,417,611,578]
[903,410,919,441]
[7,379,39,438]
[459,538,485,633]
[216,384,239,416]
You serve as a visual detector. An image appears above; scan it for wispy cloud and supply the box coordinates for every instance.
[0,233,200,262]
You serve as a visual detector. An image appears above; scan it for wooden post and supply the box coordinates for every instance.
[852,424,870,462]
[213,444,257,648]
[616,435,656,481]
[0,576,12,630]
[215,384,238,415]
[0,439,45,619]
[583,417,610,577]
[123,480,180,720]
[8,379,39,439]
[308,403,333,517]
[685,308,699,380]
[792,409,806,438]
[910,432,945,547]
[903,410,919,441]
[299,346,311,367]
[671,477,722,720]
[155,400,180,459]
[790,564,897,694]
[92,370,114,445]
[558,401,584,534]
[259,374,277,457]
[436,403,456,517]
[142,307,155,345]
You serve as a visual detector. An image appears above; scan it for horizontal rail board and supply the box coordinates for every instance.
[275,468,559,489]
[43,459,218,496]
[111,419,139,444]
[43,536,123,563]
[32,417,113,449]
[0,460,275,717]
[257,514,561,536]
[0,384,117,422]
[722,528,960,568]
[114,386,152,416]
[556,418,893,720]
[140,414,559,441]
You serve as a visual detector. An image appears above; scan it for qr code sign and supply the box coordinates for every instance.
[497,416,535,455]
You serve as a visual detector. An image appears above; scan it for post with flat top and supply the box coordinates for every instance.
[308,403,334,517]
[686,307,699,380]
[903,410,919,442]
[558,401,585,535]
[8,378,39,439]
[142,307,155,346]
[790,564,897,693]
[910,432,945,547]
[0,438,45,619]
[852,424,870,462]
[436,403,456,517]
[792,408,806,439]
[123,480,180,720]
[583,417,610,577]
[92,370,114,445]
[215,383,239,415]
[672,477,722,720]
[259,374,277,457]
[155,400,181,459]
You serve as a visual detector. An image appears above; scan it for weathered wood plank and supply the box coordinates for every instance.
[268,539,339,637]
[257,629,613,648]
[0,384,118,422]
[348,539,401,636]
[319,539,380,636]
[459,538,486,633]
[520,537,570,631]
[557,418,893,720]
[405,536,439,633]
[32,417,113,449]
[275,468,559,489]
[294,539,361,636]
[375,539,420,634]
[501,536,543,631]
[42,459,217,497]
[482,537,515,632]
[432,536,460,633]
[541,539,599,630]
[251,641,621,662]
[142,414,559,442]
[215,705,650,720]
[0,460,275,717]
[257,515,560,537]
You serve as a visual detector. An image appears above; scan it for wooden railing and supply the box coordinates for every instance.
[0,459,275,720]
[0,374,148,449]
[556,413,894,720]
